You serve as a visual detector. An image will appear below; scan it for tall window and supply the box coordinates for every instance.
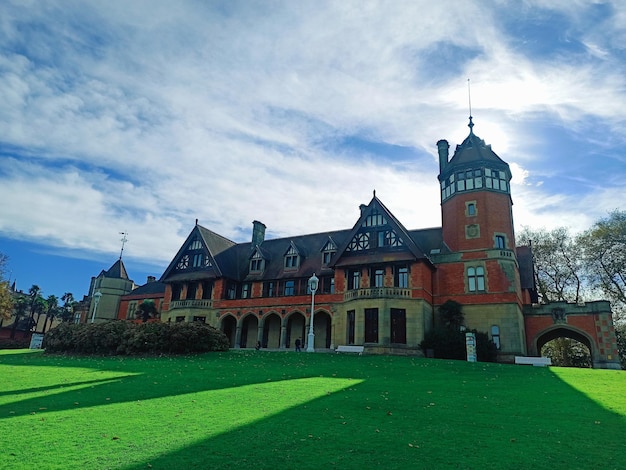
[491,325,501,350]
[349,269,361,290]
[171,283,182,300]
[186,282,197,300]
[371,268,384,288]
[364,308,378,343]
[395,266,408,288]
[390,308,406,344]
[495,235,506,249]
[201,281,212,299]
[226,281,237,300]
[283,280,295,296]
[321,276,334,294]
[264,281,275,297]
[347,310,355,345]
[241,283,251,299]
[467,202,476,216]
[468,266,485,292]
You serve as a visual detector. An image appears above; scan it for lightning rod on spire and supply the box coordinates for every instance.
[119,232,128,260]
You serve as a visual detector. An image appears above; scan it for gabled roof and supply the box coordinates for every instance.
[127,280,166,296]
[331,194,435,268]
[160,224,236,282]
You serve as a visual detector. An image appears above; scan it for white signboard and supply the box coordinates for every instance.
[29,333,44,349]
[465,332,477,362]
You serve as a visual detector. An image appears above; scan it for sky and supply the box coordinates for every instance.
[1,0,625,300]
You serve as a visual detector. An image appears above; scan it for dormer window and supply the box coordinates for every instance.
[250,250,265,273]
[284,245,300,270]
[321,239,337,265]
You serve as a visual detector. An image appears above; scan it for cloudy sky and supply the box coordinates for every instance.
[1,0,625,299]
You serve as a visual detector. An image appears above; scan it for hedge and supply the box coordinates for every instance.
[42,321,230,355]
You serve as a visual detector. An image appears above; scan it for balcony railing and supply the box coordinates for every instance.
[169,299,212,310]
[344,287,412,301]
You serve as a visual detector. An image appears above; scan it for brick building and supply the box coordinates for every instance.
[105,119,619,367]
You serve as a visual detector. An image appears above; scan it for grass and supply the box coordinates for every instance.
[0,350,624,470]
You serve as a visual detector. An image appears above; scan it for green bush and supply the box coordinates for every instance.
[42,321,229,355]
[419,327,497,362]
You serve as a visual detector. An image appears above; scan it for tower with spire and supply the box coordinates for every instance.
[435,117,525,355]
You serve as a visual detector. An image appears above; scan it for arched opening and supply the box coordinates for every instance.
[240,314,258,348]
[313,311,332,349]
[262,313,282,349]
[286,312,306,349]
[537,327,593,368]
[220,315,237,348]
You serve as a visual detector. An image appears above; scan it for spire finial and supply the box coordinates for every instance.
[119,231,128,260]
[467,78,474,133]
[373,189,376,198]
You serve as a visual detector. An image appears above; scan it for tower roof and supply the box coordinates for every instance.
[447,117,507,167]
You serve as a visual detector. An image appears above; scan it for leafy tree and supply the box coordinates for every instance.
[579,210,626,321]
[518,226,583,302]
[438,300,464,330]
[10,297,29,339]
[615,324,626,369]
[137,300,158,322]
[0,253,12,321]
[542,338,592,368]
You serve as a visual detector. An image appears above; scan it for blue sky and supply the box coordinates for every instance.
[1,0,625,300]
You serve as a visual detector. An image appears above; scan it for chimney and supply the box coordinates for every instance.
[147,276,156,283]
[252,220,266,247]
[437,139,449,174]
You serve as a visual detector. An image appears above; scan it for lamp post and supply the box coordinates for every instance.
[306,273,319,353]
[91,291,102,323]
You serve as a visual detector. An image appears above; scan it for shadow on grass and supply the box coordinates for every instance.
[1,350,625,469]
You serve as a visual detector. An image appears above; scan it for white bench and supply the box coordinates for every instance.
[336,345,364,355]
[515,356,552,367]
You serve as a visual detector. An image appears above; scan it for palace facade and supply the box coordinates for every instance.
[87,119,620,368]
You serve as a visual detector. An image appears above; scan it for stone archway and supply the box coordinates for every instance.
[262,313,282,349]
[286,312,306,349]
[535,325,594,366]
[220,315,237,348]
[240,314,258,348]
[313,310,332,349]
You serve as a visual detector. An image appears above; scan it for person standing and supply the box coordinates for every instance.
[295,337,301,352]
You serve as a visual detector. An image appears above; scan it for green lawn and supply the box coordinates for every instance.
[0,349,624,469]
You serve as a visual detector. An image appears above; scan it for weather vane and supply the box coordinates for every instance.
[119,231,128,260]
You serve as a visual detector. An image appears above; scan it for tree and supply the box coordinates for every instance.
[579,210,626,321]
[43,295,59,333]
[26,285,45,335]
[518,226,583,302]
[0,253,12,321]
[439,300,464,330]
[10,297,29,339]
[59,292,76,323]
[137,300,158,322]
[542,338,592,368]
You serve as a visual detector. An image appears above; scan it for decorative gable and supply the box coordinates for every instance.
[321,237,337,265]
[332,194,430,268]
[249,247,266,273]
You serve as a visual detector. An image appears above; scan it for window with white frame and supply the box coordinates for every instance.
[468,266,485,292]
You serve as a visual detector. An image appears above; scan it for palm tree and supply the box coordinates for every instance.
[60,292,75,323]
[26,285,45,335]
[43,295,59,333]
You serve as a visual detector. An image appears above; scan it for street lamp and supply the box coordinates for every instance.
[91,291,102,323]
[307,273,319,352]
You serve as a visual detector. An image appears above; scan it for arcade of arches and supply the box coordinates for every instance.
[220,310,332,350]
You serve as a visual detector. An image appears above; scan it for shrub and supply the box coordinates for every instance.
[419,327,497,362]
[42,321,230,355]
